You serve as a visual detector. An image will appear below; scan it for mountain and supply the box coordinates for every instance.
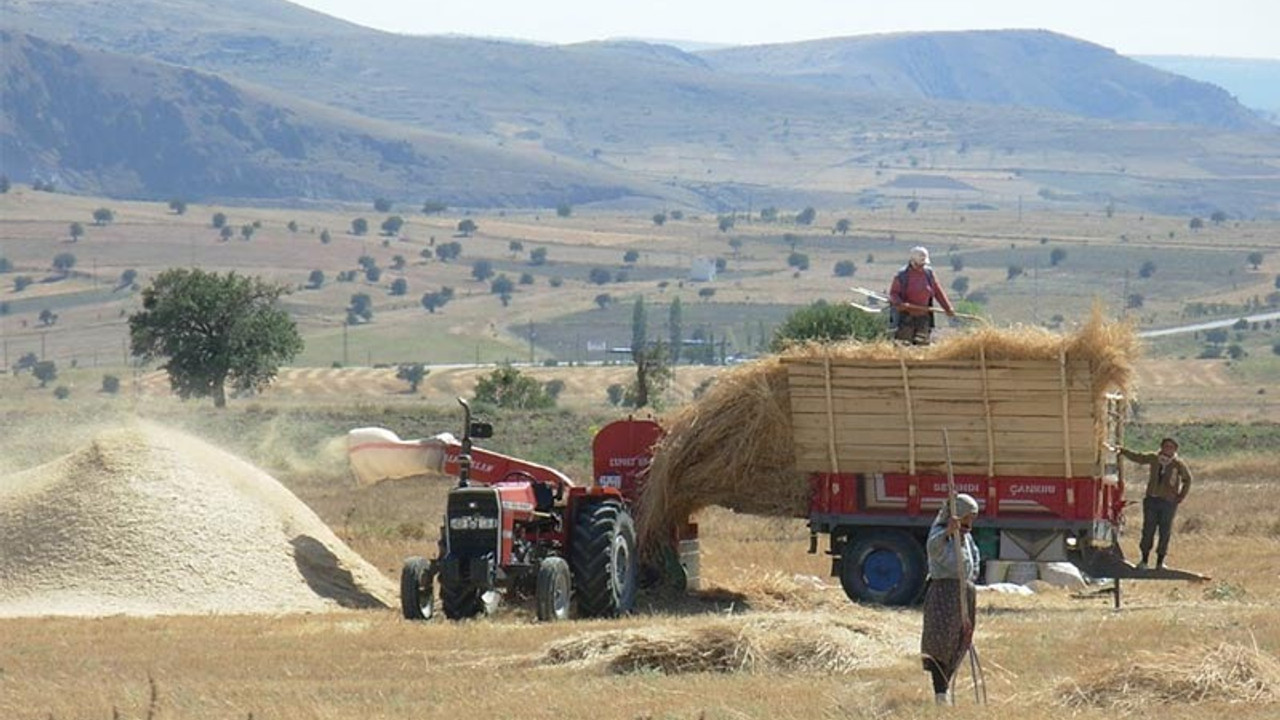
[698,30,1267,131]
[1136,56,1280,121]
[0,31,651,205]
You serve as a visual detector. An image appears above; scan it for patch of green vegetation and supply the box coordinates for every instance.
[1126,421,1280,457]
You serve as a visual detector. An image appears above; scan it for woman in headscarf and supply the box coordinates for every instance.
[920,493,980,706]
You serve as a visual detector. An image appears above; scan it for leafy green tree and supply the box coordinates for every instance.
[698,287,716,300]
[529,247,548,265]
[212,212,227,229]
[102,374,121,394]
[374,198,393,212]
[594,293,613,309]
[834,218,851,235]
[69,222,85,242]
[1227,344,1246,360]
[1211,210,1228,224]
[952,275,970,296]
[588,267,612,285]
[549,277,563,288]
[491,274,514,304]
[351,217,369,236]
[760,207,778,222]
[422,200,447,214]
[364,266,382,283]
[787,252,810,271]
[92,208,114,225]
[391,255,406,271]
[472,260,495,282]
[457,219,477,236]
[652,212,667,226]
[168,199,187,215]
[52,252,76,274]
[556,203,572,218]
[1007,265,1024,280]
[508,240,524,255]
[1139,260,1157,279]
[33,361,57,387]
[240,224,255,241]
[396,363,427,392]
[1189,217,1204,230]
[606,383,626,406]
[129,269,302,408]
[0,175,9,193]
[951,255,964,272]
[1127,293,1145,309]
[118,268,137,290]
[307,270,325,289]
[357,255,378,272]
[473,364,555,409]
[718,216,734,232]
[1050,248,1067,267]
[623,249,640,264]
[784,233,801,251]
[287,220,299,233]
[435,241,462,262]
[421,291,448,313]
[381,216,405,236]
[14,275,33,292]
[38,308,58,326]
[389,277,409,296]
[347,293,373,324]
[833,260,856,277]
[728,237,743,257]
[1247,251,1264,270]
[519,272,534,285]
[771,300,884,350]
[796,206,816,225]
[320,229,332,244]
[906,200,920,214]
[0,257,10,273]
[53,385,71,400]
[220,226,234,241]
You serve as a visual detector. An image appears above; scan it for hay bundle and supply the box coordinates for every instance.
[1057,642,1280,708]
[639,309,1138,547]
[541,612,909,675]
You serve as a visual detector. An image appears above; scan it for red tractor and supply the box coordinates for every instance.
[395,399,665,621]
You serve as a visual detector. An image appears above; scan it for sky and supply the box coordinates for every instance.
[290,0,1278,59]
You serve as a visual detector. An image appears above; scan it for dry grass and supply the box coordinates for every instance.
[1057,642,1280,709]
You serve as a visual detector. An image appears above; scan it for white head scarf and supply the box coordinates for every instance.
[933,493,979,526]
[909,246,930,266]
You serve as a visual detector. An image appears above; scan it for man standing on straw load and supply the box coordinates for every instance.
[1115,437,1192,570]
[921,493,980,706]
[889,246,955,345]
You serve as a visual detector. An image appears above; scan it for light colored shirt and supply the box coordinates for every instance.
[927,523,981,581]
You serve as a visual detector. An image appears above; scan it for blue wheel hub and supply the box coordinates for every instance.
[862,548,904,592]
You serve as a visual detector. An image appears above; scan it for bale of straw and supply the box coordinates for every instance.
[1057,642,1280,708]
[639,309,1138,548]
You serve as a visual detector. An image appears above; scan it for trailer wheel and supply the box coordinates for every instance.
[839,529,926,606]
[571,502,638,618]
[400,556,436,620]
[440,567,484,620]
[536,557,572,621]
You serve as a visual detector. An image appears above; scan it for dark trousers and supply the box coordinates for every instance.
[1140,496,1178,561]
[895,313,934,345]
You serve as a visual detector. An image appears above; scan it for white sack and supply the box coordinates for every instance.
[346,427,456,486]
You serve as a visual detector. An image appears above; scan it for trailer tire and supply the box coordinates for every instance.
[400,556,435,620]
[571,502,638,618]
[536,557,572,622]
[839,529,926,606]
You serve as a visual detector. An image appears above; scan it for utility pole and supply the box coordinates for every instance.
[342,321,349,366]
[527,319,535,365]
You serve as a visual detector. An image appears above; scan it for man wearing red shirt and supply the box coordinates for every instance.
[888,246,955,345]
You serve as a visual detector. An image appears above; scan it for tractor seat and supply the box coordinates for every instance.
[532,481,556,513]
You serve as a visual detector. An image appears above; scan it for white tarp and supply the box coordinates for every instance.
[346,427,456,486]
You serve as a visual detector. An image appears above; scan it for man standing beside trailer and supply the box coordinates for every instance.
[888,246,956,345]
[1116,437,1192,570]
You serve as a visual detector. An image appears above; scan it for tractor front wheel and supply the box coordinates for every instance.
[571,502,638,618]
[440,564,484,620]
[400,556,435,620]
[536,556,572,621]
[839,529,926,606]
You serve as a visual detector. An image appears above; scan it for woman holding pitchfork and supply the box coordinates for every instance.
[920,492,981,706]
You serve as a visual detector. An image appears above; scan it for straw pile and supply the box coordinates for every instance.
[1057,642,1280,708]
[639,310,1137,547]
[0,423,396,617]
[542,611,914,675]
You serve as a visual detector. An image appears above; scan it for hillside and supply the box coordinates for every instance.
[699,30,1266,131]
[1137,55,1280,120]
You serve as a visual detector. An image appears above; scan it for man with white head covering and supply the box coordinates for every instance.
[889,246,955,345]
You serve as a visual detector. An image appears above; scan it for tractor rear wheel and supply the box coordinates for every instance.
[440,568,484,620]
[571,502,638,618]
[400,556,435,620]
[839,529,926,606]
[536,557,572,621]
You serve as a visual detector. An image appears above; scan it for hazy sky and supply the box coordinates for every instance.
[290,0,1277,58]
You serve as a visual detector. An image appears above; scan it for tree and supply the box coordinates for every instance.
[14,275,33,292]
[1227,344,1247,360]
[168,199,187,215]
[594,293,613,309]
[374,198,393,212]
[519,272,534,285]
[33,361,57,388]
[472,260,495,282]
[212,212,227,229]
[1007,265,1024,281]
[951,276,970,296]
[1204,328,1229,345]
[834,218,851,235]
[795,206,817,225]
[390,278,408,296]
[771,300,884,350]
[951,255,964,272]
[396,363,427,392]
[1189,217,1204,230]
[240,224,255,241]
[307,270,325,289]
[490,274,514,297]
[760,206,778,222]
[457,219,477,236]
[784,233,801,251]
[787,252,810,271]
[718,216,734,232]
[623,249,640,264]
[1211,210,1228,224]
[833,260,856,277]
[92,208,114,226]
[364,266,382,283]
[0,257,10,273]
[728,237,743,257]
[220,226,234,241]
[529,247,548,266]
[435,241,462,262]
[1049,248,1067,267]
[556,203,572,218]
[391,254,406,271]
[1139,260,1157,279]
[52,252,76,274]
[668,295,683,364]
[351,217,369,236]
[0,175,9,193]
[102,374,121,394]
[69,222,85,242]
[287,220,299,233]
[588,267,612,285]
[128,270,302,408]
[652,212,667,226]
[1127,293,1145,309]
[347,293,374,324]
[320,229,332,244]
[906,199,920,214]
[422,200,447,214]
[698,287,716,301]
[381,216,405,236]
[1247,251,1264,270]
[508,240,524,255]
[38,308,58,326]
[473,364,554,409]
[118,268,138,290]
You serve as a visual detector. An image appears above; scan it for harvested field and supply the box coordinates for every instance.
[0,423,395,617]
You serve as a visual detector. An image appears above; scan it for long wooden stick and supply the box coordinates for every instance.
[943,428,988,705]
